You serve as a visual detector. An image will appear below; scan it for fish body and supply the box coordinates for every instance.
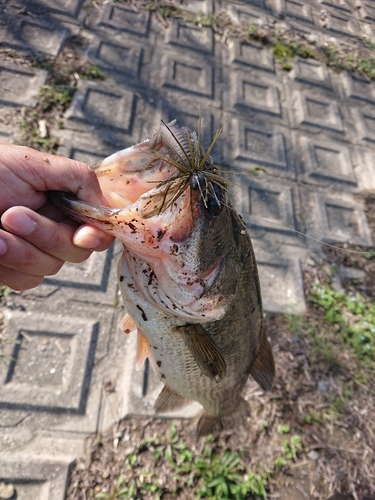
[50,121,275,435]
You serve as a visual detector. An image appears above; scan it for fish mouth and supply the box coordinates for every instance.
[48,191,123,225]
[49,187,230,321]
[49,120,234,321]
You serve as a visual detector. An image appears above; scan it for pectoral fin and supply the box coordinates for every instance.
[178,324,227,383]
[136,329,149,371]
[120,313,137,334]
[250,334,275,391]
[154,385,191,413]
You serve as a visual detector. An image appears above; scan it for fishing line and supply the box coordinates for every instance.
[246,214,374,256]
[147,119,373,257]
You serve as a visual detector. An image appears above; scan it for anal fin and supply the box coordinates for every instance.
[154,385,191,413]
[178,324,227,383]
[250,334,275,392]
[197,397,250,437]
[136,329,149,371]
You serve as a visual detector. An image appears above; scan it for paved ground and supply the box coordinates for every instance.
[0,0,375,498]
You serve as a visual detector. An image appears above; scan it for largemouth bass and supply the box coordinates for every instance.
[50,120,275,436]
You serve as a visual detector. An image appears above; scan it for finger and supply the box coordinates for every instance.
[35,203,115,250]
[37,202,77,225]
[0,264,44,291]
[73,225,114,251]
[36,202,83,232]
[0,229,64,276]
[1,207,94,263]
[0,144,106,213]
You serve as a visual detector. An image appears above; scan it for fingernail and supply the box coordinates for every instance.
[4,211,36,236]
[0,238,7,256]
[74,233,101,249]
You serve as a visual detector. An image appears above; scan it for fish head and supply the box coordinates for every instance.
[136,170,242,313]
[50,121,242,322]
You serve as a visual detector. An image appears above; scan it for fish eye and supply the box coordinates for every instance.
[190,172,224,216]
[190,172,205,191]
[206,183,223,216]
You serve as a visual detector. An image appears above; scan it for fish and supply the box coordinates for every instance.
[49,120,275,436]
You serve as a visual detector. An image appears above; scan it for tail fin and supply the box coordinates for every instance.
[196,397,250,437]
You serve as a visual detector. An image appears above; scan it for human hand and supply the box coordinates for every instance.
[0,144,114,291]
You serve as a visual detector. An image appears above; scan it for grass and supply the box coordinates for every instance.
[0,286,11,304]
[39,84,75,112]
[309,283,375,368]
[133,0,375,79]
[287,277,375,377]
[19,39,106,152]
[91,424,268,499]
[273,42,294,71]
[72,409,308,499]
[365,38,375,50]
[20,82,76,152]
[79,64,105,80]
[274,434,302,468]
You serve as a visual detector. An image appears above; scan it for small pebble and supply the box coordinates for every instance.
[307,450,319,461]
[318,381,328,392]
[0,482,15,500]
[301,470,308,476]
[307,257,316,267]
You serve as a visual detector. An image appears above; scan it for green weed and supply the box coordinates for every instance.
[365,249,375,260]
[287,314,306,334]
[277,424,291,434]
[364,38,375,50]
[311,331,339,367]
[273,42,294,70]
[282,435,302,461]
[33,59,55,72]
[93,424,268,499]
[248,166,268,175]
[328,395,348,419]
[39,84,74,112]
[196,12,215,27]
[274,435,302,468]
[79,64,105,80]
[0,327,20,365]
[304,415,313,425]
[309,283,375,368]
[0,286,11,303]
[294,44,317,59]
[358,58,375,78]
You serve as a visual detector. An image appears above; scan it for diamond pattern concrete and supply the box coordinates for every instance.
[1,0,374,497]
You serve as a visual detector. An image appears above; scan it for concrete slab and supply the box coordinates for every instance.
[1,0,375,497]
[2,17,68,56]
[64,78,160,146]
[0,62,48,108]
